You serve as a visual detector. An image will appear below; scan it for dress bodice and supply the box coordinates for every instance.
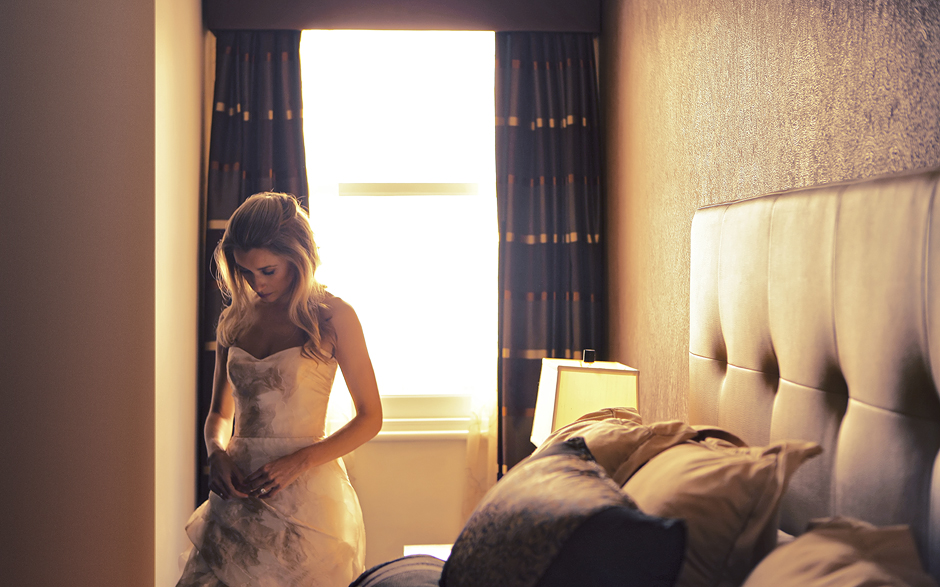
[227,346,338,439]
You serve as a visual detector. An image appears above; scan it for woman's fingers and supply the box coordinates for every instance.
[248,479,276,498]
[251,481,279,498]
[209,463,249,500]
[244,456,302,498]
[243,470,282,498]
[260,484,280,498]
[226,474,249,498]
[243,465,270,485]
[211,483,248,500]
[208,451,245,500]
[244,466,272,494]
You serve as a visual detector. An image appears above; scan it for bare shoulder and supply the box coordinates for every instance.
[326,295,362,331]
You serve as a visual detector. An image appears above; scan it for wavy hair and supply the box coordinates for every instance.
[214,192,333,361]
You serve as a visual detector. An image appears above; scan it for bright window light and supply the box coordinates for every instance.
[300,30,496,399]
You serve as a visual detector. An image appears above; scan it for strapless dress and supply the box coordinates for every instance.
[176,346,365,587]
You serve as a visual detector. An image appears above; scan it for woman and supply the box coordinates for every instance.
[177,192,382,587]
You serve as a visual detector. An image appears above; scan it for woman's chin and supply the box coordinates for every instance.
[257,292,284,304]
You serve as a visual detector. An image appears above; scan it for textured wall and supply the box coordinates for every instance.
[602,0,940,423]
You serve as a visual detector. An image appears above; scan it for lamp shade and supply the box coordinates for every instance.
[530,359,639,447]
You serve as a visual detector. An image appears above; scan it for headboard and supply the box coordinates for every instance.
[688,167,940,577]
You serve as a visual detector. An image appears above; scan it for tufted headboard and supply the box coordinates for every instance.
[688,167,940,577]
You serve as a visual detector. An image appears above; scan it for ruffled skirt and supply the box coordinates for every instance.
[176,436,365,587]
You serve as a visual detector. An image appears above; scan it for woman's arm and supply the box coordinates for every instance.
[205,344,249,500]
[244,299,383,498]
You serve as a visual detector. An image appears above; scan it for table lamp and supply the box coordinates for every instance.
[530,351,639,447]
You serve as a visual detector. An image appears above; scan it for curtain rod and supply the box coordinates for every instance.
[204,0,601,33]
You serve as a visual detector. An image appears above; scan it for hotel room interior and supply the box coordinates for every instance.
[3,0,939,586]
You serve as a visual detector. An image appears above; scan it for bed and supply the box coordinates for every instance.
[352,167,940,587]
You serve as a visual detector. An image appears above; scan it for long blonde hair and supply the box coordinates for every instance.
[214,192,333,361]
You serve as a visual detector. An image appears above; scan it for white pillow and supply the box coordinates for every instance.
[624,438,822,587]
[742,516,937,587]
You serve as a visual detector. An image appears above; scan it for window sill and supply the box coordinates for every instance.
[374,429,469,442]
[373,394,472,441]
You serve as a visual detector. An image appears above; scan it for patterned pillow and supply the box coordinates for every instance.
[441,437,686,587]
[348,555,445,587]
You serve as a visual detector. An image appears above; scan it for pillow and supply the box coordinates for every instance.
[742,517,937,587]
[440,437,687,587]
[775,529,795,548]
[535,506,686,587]
[623,438,822,587]
[348,555,444,587]
[531,407,699,485]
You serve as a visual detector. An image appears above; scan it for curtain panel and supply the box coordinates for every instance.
[495,32,606,472]
[197,30,308,501]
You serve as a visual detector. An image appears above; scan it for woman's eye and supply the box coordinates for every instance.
[262,270,275,276]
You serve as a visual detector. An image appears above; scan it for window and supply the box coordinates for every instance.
[300,31,496,418]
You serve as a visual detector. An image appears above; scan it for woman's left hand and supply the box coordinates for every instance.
[243,452,309,499]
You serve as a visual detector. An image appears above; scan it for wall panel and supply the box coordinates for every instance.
[155,0,204,584]
[0,1,156,585]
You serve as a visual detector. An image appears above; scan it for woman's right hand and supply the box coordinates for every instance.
[207,451,248,500]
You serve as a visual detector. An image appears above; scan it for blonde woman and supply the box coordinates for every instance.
[177,192,382,587]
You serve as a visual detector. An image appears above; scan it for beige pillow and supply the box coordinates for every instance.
[623,438,822,587]
[530,408,698,485]
[742,517,937,587]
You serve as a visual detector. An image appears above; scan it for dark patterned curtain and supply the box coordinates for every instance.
[495,33,605,473]
[197,30,308,502]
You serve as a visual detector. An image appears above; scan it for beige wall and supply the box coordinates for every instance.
[0,1,156,585]
[1,0,202,585]
[350,437,467,568]
[155,0,204,584]
[601,0,940,423]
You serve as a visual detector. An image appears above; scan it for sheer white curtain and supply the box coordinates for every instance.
[463,390,498,520]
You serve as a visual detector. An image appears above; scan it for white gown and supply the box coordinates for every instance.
[177,346,365,587]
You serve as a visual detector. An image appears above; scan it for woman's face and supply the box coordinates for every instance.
[232,248,295,305]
